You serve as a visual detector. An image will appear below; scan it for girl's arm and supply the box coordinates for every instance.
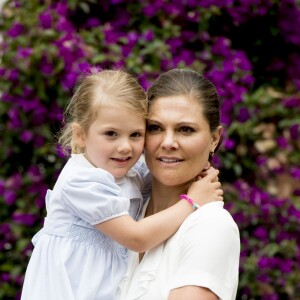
[96,168,222,253]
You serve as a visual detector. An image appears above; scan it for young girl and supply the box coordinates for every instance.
[21,69,222,300]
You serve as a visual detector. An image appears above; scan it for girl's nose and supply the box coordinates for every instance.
[161,131,178,150]
[117,139,132,153]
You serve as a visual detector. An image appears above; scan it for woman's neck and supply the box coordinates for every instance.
[147,178,190,215]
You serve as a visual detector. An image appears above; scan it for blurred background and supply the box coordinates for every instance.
[0,0,299,299]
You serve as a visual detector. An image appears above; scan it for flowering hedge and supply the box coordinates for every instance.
[0,0,299,299]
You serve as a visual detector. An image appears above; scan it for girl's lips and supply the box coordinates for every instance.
[111,157,132,166]
[111,157,131,162]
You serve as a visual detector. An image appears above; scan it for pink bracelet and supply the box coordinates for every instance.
[179,194,200,210]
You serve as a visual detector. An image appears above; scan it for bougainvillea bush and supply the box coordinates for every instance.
[0,0,299,299]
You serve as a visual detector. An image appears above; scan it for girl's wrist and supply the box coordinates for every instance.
[179,194,200,210]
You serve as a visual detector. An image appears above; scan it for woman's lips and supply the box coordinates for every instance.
[157,156,183,163]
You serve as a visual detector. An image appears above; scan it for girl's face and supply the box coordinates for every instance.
[145,95,221,186]
[74,104,145,179]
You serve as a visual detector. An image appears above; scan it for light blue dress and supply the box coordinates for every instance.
[21,154,150,300]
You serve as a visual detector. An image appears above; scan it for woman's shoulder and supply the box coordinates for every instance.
[180,202,239,236]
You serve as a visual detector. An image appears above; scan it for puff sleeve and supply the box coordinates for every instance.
[62,168,130,225]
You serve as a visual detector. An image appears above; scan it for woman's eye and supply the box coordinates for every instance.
[179,126,194,133]
[105,131,117,137]
[147,124,161,132]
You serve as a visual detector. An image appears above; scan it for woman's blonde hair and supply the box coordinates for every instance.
[58,69,147,154]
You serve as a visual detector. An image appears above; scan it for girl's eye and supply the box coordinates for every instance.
[131,132,143,138]
[147,124,161,132]
[104,131,117,137]
[178,126,194,134]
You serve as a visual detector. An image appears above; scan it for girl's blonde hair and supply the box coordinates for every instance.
[58,69,147,154]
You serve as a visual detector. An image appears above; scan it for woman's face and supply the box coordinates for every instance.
[145,95,221,186]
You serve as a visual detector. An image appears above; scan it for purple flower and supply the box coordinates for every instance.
[40,56,54,75]
[223,138,235,150]
[288,205,300,219]
[279,259,293,273]
[56,17,73,34]
[39,11,52,29]
[276,137,288,149]
[12,213,37,226]
[142,4,158,17]
[0,67,5,76]
[33,135,46,147]
[61,72,78,90]
[139,74,151,90]
[234,51,252,71]
[257,274,270,283]
[258,256,270,269]
[256,156,267,166]
[27,166,42,181]
[104,25,122,44]
[78,62,91,73]
[56,145,69,158]
[86,18,101,28]
[212,155,222,168]
[55,2,69,16]
[294,189,300,196]
[8,108,22,128]
[237,107,250,122]
[144,30,154,41]
[173,49,195,66]
[283,97,300,108]
[7,22,24,38]
[8,69,19,81]
[253,227,268,240]
[17,47,33,59]
[20,131,33,143]
[167,38,183,49]
[0,273,10,282]
[4,190,17,205]
[290,167,300,179]
[290,124,299,139]
[211,37,231,57]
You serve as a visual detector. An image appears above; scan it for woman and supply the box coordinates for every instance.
[117,69,240,300]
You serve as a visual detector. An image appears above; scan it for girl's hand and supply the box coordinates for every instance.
[186,166,223,207]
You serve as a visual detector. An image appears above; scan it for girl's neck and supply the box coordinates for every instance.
[146,178,190,215]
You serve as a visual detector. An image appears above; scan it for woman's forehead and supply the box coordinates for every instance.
[149,95,203,113]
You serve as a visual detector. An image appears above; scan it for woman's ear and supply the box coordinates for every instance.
[211,126,223,153]
[72,122,86,148]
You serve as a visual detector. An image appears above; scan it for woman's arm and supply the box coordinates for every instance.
[96,169,222,253]
[169,286,217,300]
[166,203,240,300]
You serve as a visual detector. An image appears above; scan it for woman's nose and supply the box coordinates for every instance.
[161,131,178,150]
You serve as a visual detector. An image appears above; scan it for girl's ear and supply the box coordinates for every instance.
[211,126,223,153]
[72,122,86,148]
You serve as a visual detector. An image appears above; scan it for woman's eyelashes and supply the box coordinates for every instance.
[178,126,195,134]
[147,124,161,132]
[147,124,195,135]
